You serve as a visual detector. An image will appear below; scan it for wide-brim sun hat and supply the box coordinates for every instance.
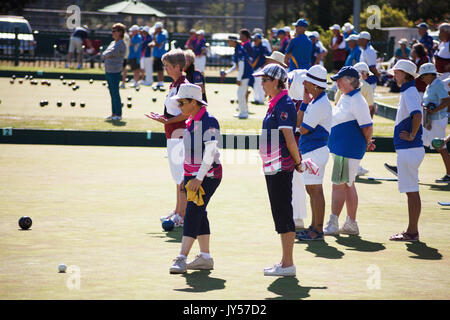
[417,62,441,78]
[171,83,208,106]
[264,51,288,68]
[304,65,328,89]
[387,59,418,78]
[252,63,288,83]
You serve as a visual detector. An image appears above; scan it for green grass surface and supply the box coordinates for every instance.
[0,78,399,136]
[0,144,449,299]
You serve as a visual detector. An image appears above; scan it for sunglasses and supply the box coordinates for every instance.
[178,100,191,106]
[262,77,275,83]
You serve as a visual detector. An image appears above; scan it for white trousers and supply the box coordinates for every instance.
[253,67,265,103]
[195,55,206,73]
[237,78,249,117]
[140,57,153,84]
[292,170,308,220]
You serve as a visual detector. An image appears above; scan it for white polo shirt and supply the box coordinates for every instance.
[298,91,332,154]
[328,88,373,159]
[394,80,423,150]
[360,44,377,68]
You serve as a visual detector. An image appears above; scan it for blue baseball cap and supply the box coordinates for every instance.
[253,33,262,40]
[416,22,428,29]
[330,66,359,81]
[276,29,286,36]
[292,18,309,27]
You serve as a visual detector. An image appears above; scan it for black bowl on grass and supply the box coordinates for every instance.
[70,101,76,107]
[57,101,62,107]
[80,102,85,108]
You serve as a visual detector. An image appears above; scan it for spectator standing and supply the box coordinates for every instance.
[139,26,153,86]
[417,22,434,60]
[151,22,167,90]
[342,23,357,53]
[344,34,361,66]
[102,23,127,121]
[277,29,289,54]
[435,23,450,80]
[285,18,312,71]
[185,29,197,51]
[395,38,411,61]
[120,31,130,89]
[184,49,207,102]
[251,33,269,105]
[330,24,346,72]
[194,30,207,74]
[309,31,327,66]
[127,25,142,88]
[358,31,380,91]
[411,43,430,100]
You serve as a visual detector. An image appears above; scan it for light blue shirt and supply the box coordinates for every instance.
[152,32,167,58]
[423,78,449,120]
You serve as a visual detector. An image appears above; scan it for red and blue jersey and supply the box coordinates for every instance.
[252,42,269,70]
[183,108,222,179]
[233,43,254,80]
[193,38,206,56]
[260,90,297,172]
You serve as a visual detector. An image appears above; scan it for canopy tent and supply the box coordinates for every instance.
[98,0,166,17]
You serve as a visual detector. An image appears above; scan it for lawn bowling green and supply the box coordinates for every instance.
[1,77,438,137]
[0,145,448,299]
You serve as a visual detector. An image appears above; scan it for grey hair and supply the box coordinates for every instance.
[184,49,196,67]
[342,75,360,89]
[162,48,186,70]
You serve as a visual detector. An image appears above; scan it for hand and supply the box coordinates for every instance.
[427,107,437,114]
[367,139,376,151]
[295,162,304,173]
[302,86,312,104]
[145,112,167,123]
[188,178,202,192]
[399,131,415,141]
[236,80,241,86]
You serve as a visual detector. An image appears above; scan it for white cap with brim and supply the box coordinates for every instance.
[345,34,359,42]
[359,31,371,40]
[154,22,163,29]
[304,65,328,89]
[354,62,370,74]
[170,83,208,106]
[387,59,418,78]
[329,24,340,31]
[130,25,139,32]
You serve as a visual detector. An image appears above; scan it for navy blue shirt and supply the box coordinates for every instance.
[285,34,312,71]
[252,42,269,70]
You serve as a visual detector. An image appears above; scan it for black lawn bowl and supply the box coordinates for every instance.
[57,101,62,107]
[40,100,46,107]
[127,103,132,108]
[18,216,32,230]
[152,98,157,103]
[70,101,76,107]
[127,96,132,101]
[80,102,86,108]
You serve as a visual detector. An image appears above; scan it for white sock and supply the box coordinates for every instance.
[177,254,187,260]
[200,252,211,259]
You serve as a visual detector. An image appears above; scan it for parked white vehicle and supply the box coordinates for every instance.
[0,15,35,56]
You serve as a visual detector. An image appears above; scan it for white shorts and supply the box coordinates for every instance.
[422,117,448,149]
[195,55,206,73]
[331,154,360,187]
[396,147,425,193]
[302,146,330,185]
[68,37,83,54]
[166,138,185,185]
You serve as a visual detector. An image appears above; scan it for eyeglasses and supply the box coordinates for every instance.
[112,30,119,33]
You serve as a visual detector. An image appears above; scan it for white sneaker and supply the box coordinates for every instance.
[264,264,296,277]
[323,215,340,235]
[170,257,187,274]
[141,81,153,86]
[170,213,184,227]
[357,165,369,176]
[294,219,304,229]
[187,255,214,270]
[339,216,359,235]
[111,115,122,121]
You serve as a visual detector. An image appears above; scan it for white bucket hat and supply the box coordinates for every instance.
[417,62,441,78]
[264,51,288,68]
[304,65,328,89]
[388,59,418,78]
[354,62,370,74]
[143,26,151,34]
[342,22,354,32]
[154,22,163,29]
[329,24,340,31]
[171,83,208,106]
[130,25,139,32]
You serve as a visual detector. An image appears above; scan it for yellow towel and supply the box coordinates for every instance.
[186,180,206,206]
